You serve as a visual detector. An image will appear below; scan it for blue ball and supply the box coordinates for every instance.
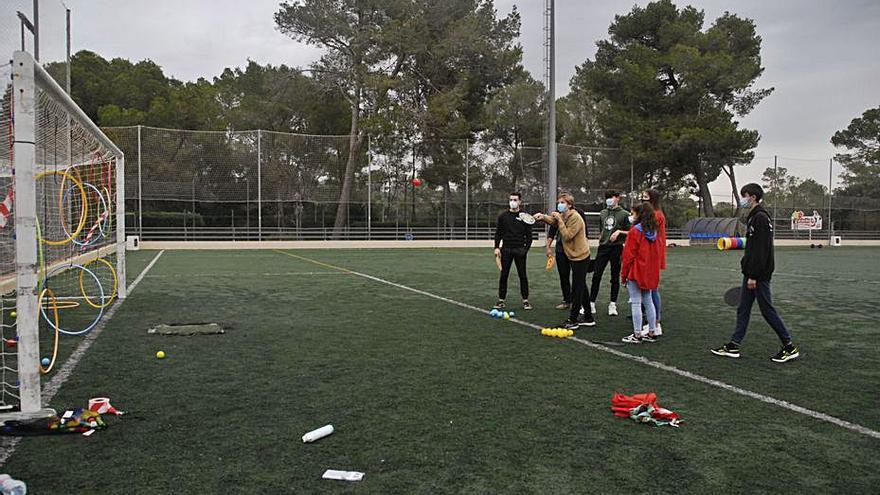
[41,357,50,366]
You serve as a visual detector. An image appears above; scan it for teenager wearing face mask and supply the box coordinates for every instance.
[494,192,533,311]
[711,183,800,363]
[534,193,594,330]
[589,190,630,317]
[544,197,591,312]
[620,202,662,343]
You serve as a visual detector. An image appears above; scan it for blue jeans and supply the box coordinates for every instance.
[646,289,661,322]
[731,276,792,345]
[627,281,656,334]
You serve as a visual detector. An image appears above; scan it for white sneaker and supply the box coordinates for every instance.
[642,324,649,333]
[654,323,663,336]
[590,302,597,314]
[608,302,618,316]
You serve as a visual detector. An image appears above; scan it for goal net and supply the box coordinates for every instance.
[0,51,125,417]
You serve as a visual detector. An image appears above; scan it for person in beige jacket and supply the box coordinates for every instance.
[535,192,596,330]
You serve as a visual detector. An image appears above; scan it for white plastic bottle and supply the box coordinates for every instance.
[0,474,26,495]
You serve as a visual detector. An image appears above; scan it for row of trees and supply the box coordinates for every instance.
[41,0,877,235]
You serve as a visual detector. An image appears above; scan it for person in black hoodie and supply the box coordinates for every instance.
[711,183,800,363]
[493,192,533,310]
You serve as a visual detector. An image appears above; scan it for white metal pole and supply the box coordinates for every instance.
[32,0,39,62]
[367,135,372,240]
[137,125,143,238]
[116,155,127,299]
[546,0,557,213]
[11,51,41,414]
[257,130,262,241]
[828,157,833,242]
[465,138,469,240]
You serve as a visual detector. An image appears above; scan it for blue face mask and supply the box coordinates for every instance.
[556,202,568,213]
[739,197,751,208]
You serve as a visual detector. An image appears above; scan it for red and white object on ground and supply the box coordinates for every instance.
[88,397,124,416]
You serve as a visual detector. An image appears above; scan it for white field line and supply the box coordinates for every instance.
[0,250,166,467]
[144,271,345,279]
[274,250,880,441]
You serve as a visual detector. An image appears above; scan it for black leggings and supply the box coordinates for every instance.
[568,258,590,321]
[590,244,623,303]
[498,248,529,299]
[556,248,591,309]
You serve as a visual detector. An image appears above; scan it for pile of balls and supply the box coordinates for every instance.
[541,328,573,338]
[488,309,514,320]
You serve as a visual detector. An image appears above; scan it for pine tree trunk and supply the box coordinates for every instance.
[332,91,364,239]
[695,166,715,217]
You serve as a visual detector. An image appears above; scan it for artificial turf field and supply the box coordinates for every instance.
[4,245,880,493]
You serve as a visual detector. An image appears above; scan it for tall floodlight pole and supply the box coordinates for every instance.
[546,0,557,212]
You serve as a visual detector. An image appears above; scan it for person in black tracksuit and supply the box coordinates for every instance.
[546,204,591,311]
[494,192,533,310]
[711,183,800,363]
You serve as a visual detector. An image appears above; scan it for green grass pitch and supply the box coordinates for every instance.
[5,246,880,493]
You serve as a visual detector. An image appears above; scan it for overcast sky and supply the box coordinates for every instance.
[19,0,880,198]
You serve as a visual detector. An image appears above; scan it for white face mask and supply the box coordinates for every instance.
[509,200,519,210]
[628,215,636,224]
[739,197,751,209]
[605,198,615,208]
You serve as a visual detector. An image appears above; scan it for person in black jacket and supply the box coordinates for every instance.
[711,183,800,363]
[494,192,533,310]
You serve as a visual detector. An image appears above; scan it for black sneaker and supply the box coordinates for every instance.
[577,314,596,327]
[523,300,533,311]
[493,299,505,310]
[563,320,579,331]
[771,344,800,363]
[710,342,741,358]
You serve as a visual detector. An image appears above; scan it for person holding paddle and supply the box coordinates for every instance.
[544,196,592,314]
[711,183,800,363]
[535,193,595,330]
[493,192,534,311]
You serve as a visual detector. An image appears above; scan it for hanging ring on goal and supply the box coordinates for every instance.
[39,287,60,375]
[35,169,89,246]
[80,257,118,309]
[40,263,105,336]
[62,181,111,247]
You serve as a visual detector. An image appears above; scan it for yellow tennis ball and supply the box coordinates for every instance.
[156,351,165,359]
[9,311,16,318]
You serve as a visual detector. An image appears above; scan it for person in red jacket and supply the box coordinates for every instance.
[639,189,666,337]
[620,202,663,344]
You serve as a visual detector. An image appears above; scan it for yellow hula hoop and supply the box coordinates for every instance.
[35,170,88,246]
[80,257,118,309]
[41,300,80,310]
[39,288,60,375]
[102,185,113,228]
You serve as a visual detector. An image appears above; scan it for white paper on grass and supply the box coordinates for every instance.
[322,470,364,482]
[302,424,334,443]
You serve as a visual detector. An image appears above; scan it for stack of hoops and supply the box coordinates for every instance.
[35,165,118,375]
